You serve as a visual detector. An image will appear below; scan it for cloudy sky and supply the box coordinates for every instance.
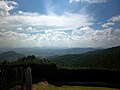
[0,0,120,48]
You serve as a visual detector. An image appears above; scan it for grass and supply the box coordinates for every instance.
[32,81,120,90]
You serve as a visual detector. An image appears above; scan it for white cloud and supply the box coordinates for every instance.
[72,26,94,36]
[69,0,108,4]
[16,27,23,31]
[26,27,33,32]
[109,15,120,22]
[102,14,120,28]
[0,29,5,32]
[0,31,36,48]
[0,0,119,48]
[44,30,53,34]
[18,11,40,16]
[0,26,120,48]
[0,21,8,24]
[115,29,120,35]
[0,12,94,30]
[0,30,69,48]
[0,0,18,16]
[0,31,28,40]
[83,0,108,4]
[69,0,80,3]
[102,22,115,28]
[18,11,23,14]
[72,27,120,47]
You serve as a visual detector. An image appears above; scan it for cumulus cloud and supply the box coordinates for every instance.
[0,0,18,16]
[75,27,120,47]
[0,31,28,40]
[72,26,94,36]
[115,29,120,34]
[0,26,120,48]
[69,0,108,4]
[102,22,115,28]
[108,15,120,22]
[0,30,69,48]
[26,27,33,32]
[0,31,37,48]
[16,27,23,31]
[102,15,120,28]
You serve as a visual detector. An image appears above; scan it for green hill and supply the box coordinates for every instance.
[0,51,24,61]
[51,46,120,69]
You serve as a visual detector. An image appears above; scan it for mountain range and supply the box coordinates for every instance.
[0,47,97,57]
[0,46,120,69]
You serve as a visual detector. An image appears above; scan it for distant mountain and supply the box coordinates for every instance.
[0,47,97,57]
[0,51,24,61]
[51,46,120,69]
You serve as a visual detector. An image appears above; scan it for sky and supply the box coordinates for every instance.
[0,0,120,48]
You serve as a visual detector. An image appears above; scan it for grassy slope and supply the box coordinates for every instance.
[32,82,120,90]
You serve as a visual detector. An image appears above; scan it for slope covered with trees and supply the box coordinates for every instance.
[0,55,54,66]
[0,51,24,61]
[51,46,120,69]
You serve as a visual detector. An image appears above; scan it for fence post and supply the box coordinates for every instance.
[25,67,32,90]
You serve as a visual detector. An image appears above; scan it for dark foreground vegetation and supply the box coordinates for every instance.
[0,46,120,89]
[0,55,56,90]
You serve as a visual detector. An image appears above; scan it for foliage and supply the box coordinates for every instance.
[0,55,55,66]
[51,46,120,69]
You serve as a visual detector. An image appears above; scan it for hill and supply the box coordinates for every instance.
[51,46,120,69]
[0,51,24,61]
[0,47,97,57]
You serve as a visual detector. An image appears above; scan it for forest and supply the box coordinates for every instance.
[50,46,120,69]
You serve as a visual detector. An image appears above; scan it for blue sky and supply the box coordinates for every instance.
[0,0,120,48]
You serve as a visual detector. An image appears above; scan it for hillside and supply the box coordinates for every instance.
[51,46,120,69]
[0,47,97,57]
[0,51,24,61]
